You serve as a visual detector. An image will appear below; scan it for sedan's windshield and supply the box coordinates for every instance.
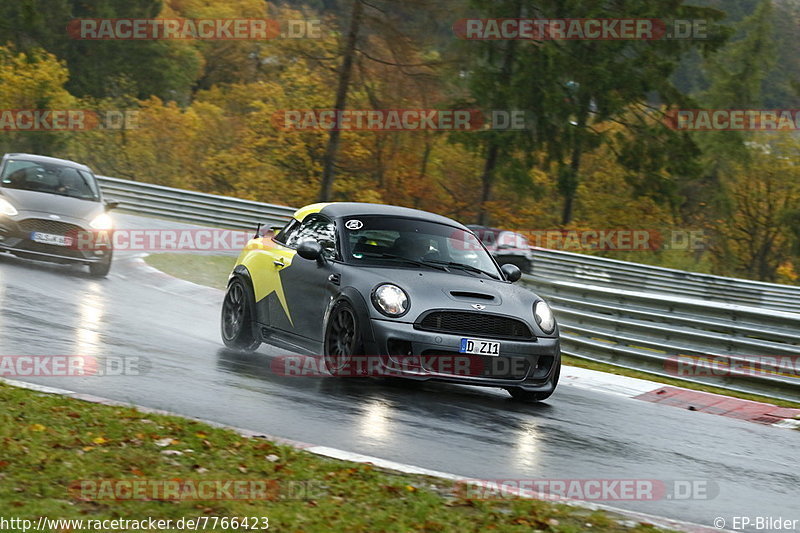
[0,160,100,201]
[341,216,501,279]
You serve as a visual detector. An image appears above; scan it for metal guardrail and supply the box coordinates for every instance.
[530,248,800,314]
[97,176,800,401]
[523,277,800,401]
[97,176,294,230]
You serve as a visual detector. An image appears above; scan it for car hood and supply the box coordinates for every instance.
[342,265,546,330]
[0,188,103,220]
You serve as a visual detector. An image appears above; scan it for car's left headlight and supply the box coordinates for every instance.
[90,213,113,230]
[372,284,409,317]
[534,300,555,334]
[0,196,18,216]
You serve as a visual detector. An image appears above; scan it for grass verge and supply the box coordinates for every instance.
[0,382,670,532]
[144,253,236,290]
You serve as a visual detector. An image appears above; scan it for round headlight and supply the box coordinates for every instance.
[90,213,113,230]
[372,284,409,317]
[0,197,18,216]
[534,300,555,334]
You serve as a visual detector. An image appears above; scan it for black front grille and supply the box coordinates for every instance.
[417,311,533,339]
[18,218,84,236]
[15,218,87,259]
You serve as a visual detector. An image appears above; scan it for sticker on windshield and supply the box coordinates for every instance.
[345,219,363,230]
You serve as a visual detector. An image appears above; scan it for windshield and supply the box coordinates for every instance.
[0,160,100,201]
[341,216,501,278]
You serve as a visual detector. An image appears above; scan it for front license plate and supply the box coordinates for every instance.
[31,232,73,247]
[459,338,500,356]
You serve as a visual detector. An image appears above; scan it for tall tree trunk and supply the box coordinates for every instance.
[477,143,499,225]
[560,96,589,225]
[318,0,364,202]
[476,0,521,225]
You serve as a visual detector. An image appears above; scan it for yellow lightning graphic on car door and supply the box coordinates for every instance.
[236,239,296,327]
[236,203,331,328]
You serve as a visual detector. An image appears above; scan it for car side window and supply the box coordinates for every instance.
[273,219,300,245]
[283,216,337,259]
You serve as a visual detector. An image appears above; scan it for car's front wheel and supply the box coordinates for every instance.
[221,277,260,352]
[88,252,113,278]
[323,300,363,375]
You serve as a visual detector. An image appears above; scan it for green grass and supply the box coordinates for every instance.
[145,253,236,290]
[0,382,673,532]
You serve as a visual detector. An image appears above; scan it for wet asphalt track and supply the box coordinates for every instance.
[0,213,798,531]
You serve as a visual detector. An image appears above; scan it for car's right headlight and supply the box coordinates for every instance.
[90,213,114,230]
[0,196,18,216]
[534,300,556,334]
[371,284,409,317]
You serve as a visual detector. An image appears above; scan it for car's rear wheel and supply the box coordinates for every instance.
[221,277,260,352]
[88,252,113,278]
[323,301,362,375]
[506,361,560,402]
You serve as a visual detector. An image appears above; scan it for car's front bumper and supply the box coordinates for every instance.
[366,319,560,392]
[0,213,111,265]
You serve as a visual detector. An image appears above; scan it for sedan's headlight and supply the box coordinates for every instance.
[534,300,555,334]
[372,284,409,317]
[90,213,113,230]
[0,197,18,216]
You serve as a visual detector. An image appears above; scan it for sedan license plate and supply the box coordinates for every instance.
[31,232,73,247]
[459,338,500,356]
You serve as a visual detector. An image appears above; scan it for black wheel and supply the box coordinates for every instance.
[506,361,560,402]
[88,252,113,278]
[323,301,362,375]
[221,277,261,352]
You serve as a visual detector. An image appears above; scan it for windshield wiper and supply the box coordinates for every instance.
[357,252,449,272]
[424,260,499,279]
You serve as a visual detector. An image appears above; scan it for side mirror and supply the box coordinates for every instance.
[104,200,120,211]
[297,239,323,261]
[501,263,522,282]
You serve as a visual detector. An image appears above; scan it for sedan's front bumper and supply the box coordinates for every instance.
[0,213,111,265]
[366,319,560,392]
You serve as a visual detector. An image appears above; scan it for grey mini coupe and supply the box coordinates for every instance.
[222,202,561,401]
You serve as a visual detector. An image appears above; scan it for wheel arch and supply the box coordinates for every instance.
[228,265,264,333]
[323,286,378,354]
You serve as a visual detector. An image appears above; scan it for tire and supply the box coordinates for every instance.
[323,300,363,376]
[88,253,113,278]
[506,360,560,402]
[221,277,261,352]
